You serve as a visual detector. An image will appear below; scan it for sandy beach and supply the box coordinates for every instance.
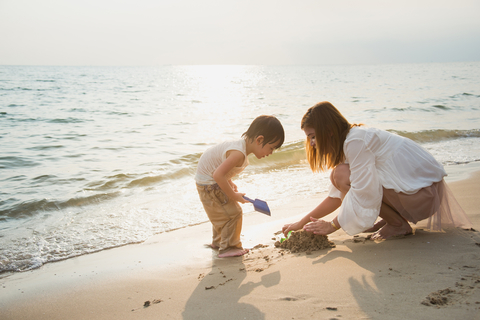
[1,164,479,320]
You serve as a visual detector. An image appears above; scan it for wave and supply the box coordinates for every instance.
[0,156,39,169]
[0,144,306,219]
[48,118,87,124]
[449,92,480,98]
[387,104,470,113]
[247,140,307,171]
[389,129,480,143]
[89,141,308,191]
[1,131,478,220]
[0,192,121,219]
[431,105,451,110]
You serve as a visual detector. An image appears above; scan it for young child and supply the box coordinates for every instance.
[283,101,472,239]
[195,115,284,258]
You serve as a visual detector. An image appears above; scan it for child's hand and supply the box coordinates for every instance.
[232,192,248,204]
[282,222,303,237]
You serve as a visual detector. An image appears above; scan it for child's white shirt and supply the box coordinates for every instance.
[195,139,249,185]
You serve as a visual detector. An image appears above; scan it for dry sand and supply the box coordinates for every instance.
[1,164,479,320]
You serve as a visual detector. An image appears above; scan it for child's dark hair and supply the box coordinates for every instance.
[242,115,284,149]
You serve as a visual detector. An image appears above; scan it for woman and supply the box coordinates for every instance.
[282,101,472,239]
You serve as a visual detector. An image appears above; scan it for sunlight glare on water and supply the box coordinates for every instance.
[175,65,268,145]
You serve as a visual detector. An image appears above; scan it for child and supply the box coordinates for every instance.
[283,101,472,239]
[196,115,284,257]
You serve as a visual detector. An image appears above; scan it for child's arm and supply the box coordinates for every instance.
[282,196,341,236]
[228,179,238,192]
[212,150,248,204]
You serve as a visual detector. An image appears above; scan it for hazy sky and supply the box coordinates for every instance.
[1,0,479,66]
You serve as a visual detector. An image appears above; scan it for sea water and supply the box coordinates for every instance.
[1,62,479,273]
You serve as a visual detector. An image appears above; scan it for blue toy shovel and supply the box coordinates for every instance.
[243,196,271,216]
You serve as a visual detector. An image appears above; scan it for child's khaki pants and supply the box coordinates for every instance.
[196,183,243,254]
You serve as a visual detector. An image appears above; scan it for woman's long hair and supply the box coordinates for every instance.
[301,101,361,172]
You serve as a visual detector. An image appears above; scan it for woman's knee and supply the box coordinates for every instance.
[331,164,351,192]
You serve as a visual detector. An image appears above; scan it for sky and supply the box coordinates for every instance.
[1,0,479,66]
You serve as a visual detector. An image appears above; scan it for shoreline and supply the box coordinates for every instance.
[1,162,479,319]
[3,161,477,276]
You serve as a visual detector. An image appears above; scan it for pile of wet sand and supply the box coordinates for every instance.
[274,230,335,253]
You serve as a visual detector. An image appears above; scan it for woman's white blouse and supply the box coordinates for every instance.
[332,126,446,235]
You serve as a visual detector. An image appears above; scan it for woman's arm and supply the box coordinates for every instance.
[336,137,382,235]
[282,196,341,236]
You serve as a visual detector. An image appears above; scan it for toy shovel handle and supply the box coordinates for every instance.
[243,196,254,203]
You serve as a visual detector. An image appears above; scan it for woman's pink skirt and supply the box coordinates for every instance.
[382,179,472,232]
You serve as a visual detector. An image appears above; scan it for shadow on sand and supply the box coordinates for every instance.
[182,254,280,320]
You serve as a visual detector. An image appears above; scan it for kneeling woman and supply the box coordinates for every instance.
[283,101,472,239]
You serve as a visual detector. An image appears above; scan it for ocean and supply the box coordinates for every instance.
[1,62,479,273]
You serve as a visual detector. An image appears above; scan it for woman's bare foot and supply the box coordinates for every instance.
[218,248,249,258]
[370,220,413,240]
[364,219,387,233]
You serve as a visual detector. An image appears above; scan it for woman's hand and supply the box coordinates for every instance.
[282,221,304,237]
[303,217,335,235]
